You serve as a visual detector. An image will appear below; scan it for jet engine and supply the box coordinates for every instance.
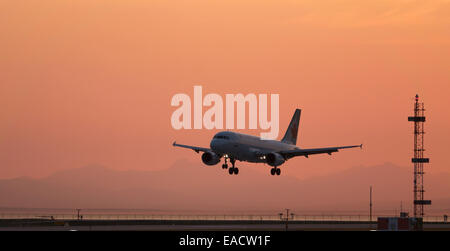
[266,153,285,167]
[201,151,221,165]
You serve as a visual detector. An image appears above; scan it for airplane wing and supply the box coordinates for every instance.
[279,144,362,159]
[172,141,211,153]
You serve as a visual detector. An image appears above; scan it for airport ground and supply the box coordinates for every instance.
[1,219,450,231]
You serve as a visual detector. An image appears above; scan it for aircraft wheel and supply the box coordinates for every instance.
[222,164,228,169]
[270,168,275,176]
[228,168,234,175]
[234,168,239,175]
[276,168,281,176]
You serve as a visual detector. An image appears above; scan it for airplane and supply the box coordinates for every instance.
[173,109,362,176]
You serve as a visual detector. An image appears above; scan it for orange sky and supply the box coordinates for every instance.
[1,0,450,181]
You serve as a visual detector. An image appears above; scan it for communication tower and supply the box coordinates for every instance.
[407,94,431,218]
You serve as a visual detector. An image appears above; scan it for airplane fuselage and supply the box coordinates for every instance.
[210,131,298,163]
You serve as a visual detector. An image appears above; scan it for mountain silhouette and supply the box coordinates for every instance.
[0,161,449,214]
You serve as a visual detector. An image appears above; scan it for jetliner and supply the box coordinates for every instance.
[173,109,362,176]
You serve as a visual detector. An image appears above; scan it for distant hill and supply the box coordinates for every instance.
[0,160,449,214]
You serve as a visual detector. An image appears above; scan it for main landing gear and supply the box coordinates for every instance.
[270,167,281,176]
[226,158,239,175]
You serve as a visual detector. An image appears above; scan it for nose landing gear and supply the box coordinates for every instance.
[222,157,228,169]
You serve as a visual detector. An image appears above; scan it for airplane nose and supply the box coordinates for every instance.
[210,139,222,151]
[210,139,218,150]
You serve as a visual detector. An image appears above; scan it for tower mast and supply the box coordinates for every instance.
[407,94,431,218]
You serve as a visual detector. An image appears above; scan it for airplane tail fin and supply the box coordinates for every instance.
[281,109,301,145]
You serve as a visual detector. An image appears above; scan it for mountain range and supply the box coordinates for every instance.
[1,160,449,214]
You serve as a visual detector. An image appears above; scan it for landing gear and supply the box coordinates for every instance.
[270,167,281,176]
[228,158,239,175]
[228,167,239,175]
[222,157,228,169]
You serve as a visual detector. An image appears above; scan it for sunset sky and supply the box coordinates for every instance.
[1,0,449,182]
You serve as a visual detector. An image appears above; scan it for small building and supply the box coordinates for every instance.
[377,217,423,231]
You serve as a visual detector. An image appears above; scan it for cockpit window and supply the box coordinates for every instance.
[214,135,230,140]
